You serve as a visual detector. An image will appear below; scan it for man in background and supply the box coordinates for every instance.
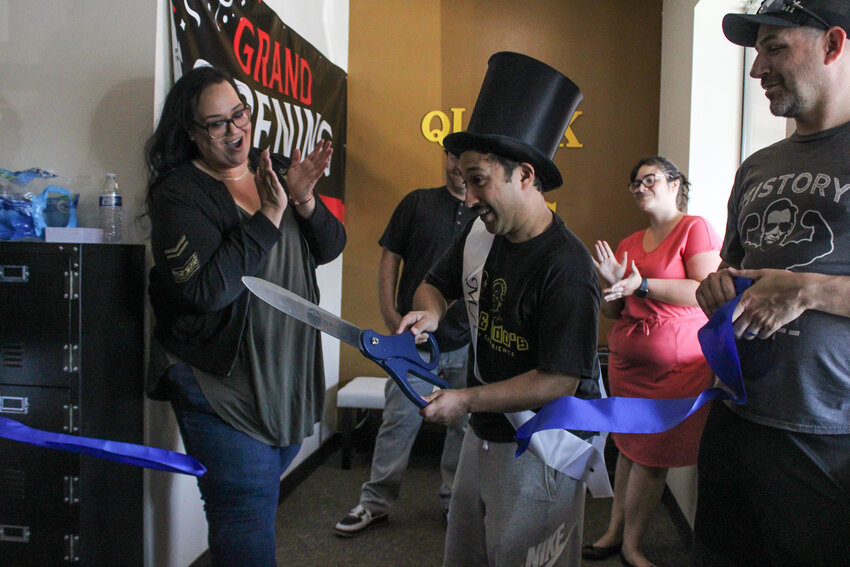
[695,2,850,565]
[335,150,476,536]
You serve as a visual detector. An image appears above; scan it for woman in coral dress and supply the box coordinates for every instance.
[584,156,721,567]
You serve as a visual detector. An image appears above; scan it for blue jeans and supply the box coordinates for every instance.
[360,345,469,514]
[164,363,301,567]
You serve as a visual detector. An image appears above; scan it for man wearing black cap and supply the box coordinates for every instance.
[695,1,850,565]
[398,52,603,567]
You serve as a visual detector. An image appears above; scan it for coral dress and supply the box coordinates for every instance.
[608,215,721,467]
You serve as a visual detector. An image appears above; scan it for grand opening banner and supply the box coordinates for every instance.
[170,0,348,220]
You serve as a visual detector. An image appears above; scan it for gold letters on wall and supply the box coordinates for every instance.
[421,108,584,149]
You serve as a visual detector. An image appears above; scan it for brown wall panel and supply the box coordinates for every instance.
[342,0,663,383]
[343,0,445,381]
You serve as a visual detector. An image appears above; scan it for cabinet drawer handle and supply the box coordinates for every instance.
[0,396,29,414]
[0,265,29,282]
[0,524,31,542]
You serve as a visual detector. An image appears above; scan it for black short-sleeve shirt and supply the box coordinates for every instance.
[379,186,477,350]
[426,213,601,441]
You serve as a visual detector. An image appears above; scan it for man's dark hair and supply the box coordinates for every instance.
[482,153,544,192]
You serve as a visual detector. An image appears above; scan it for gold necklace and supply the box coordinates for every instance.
[193,159,252,181]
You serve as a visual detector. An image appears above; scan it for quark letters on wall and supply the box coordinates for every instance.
[421,108,584,149]
[171,0,348,221]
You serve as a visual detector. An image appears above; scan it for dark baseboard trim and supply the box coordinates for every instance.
[661,487,694,552]
[188,435,341,567]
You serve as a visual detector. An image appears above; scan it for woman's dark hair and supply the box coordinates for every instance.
[144,66,244,211]
[630,155,691,213]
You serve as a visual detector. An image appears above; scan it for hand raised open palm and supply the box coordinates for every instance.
[593,240,627,286]
[287,139,333,202]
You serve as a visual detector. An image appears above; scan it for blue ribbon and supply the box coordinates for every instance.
[0,416,206,476]
[515,277,754,456]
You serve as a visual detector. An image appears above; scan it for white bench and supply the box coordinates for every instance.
[337,376,388,469]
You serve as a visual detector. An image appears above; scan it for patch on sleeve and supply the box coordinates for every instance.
[164,234,189,260]
[172,252,200,283]
[163,234,199,283]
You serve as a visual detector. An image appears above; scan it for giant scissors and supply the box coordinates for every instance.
[242,276,450,408]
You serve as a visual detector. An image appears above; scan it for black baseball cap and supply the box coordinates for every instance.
[723,0,850,47]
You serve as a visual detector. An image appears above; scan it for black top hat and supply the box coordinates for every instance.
[444,52,582,191]
[723,0,850,47]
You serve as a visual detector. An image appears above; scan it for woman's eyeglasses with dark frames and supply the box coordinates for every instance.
[628,173,670,193]
[194,106,252,140]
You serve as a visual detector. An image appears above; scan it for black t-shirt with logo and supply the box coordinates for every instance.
[426,212,601,441]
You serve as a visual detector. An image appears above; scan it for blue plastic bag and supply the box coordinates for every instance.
[0,192,38,240]
[0,170,78,240]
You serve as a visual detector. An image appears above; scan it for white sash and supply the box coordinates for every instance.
[461,218,612,497]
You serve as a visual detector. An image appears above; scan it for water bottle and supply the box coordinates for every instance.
[99,173,123,243]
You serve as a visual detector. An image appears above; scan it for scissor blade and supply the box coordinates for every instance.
[242,276,363,349]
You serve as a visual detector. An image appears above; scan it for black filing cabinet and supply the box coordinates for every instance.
[0,242,144,566]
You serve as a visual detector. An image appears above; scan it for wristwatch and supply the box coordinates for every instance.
[635,277,649,298]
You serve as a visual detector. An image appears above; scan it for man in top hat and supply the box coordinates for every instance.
[397,52,602,567]
[694,1,850,565]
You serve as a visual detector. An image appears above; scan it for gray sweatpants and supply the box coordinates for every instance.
[444,427,585,567]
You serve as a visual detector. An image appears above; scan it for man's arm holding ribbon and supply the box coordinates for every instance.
[419,368,580,426]
[696,263,850,340]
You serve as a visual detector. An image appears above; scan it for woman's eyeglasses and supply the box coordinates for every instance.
[628,172,669,193]
[194,105,252,140]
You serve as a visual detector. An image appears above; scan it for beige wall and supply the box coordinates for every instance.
[341,0,664,383]
[0,1,156,244]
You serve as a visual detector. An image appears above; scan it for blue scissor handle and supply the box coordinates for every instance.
[360,330,450,408]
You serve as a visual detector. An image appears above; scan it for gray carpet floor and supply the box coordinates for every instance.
[270,424,692,567]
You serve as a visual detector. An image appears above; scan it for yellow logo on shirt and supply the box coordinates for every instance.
[477,275,529,355]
